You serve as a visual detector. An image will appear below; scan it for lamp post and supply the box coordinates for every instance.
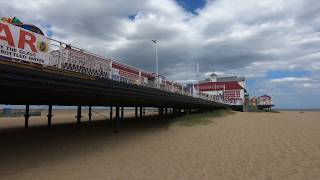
[152,40,159,88]
[196,61,200,97]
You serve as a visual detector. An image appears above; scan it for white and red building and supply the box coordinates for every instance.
[194,73,247,106]
[258,95,273,105]
[257,95,274,110]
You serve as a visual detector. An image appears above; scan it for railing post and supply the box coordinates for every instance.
[110,60,113,79]
[58,42,63,69]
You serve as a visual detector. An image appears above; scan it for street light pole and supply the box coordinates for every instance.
[152,40,159,88]
[155,42,158,78]
[197,61,200,97]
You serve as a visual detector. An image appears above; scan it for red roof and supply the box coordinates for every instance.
[196,81,244,91]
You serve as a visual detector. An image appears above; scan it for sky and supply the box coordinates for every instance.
[1,0,320,109]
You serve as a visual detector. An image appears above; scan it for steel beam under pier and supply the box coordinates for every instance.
[47,105,53,128]
[24,105,30,128]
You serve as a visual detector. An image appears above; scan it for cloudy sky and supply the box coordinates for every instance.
[1,0,320,109]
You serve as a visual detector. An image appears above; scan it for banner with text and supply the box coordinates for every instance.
[0,21,50,64]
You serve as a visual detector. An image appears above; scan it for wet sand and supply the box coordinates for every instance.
[0,111,320,180]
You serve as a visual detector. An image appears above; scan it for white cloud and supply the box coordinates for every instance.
[270,77,311,83]
[2,0,319,78]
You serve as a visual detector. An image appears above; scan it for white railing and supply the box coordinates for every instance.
[49,48,112,79]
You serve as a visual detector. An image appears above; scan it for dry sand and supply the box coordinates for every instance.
[0,111,320,180]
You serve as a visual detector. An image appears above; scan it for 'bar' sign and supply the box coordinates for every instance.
[0,21,50,65]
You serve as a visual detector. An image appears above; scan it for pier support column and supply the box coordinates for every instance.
[164,107,168,120]
[173,108,177,115]
[178,108,181,115]
[24,105,30,128]
[159,107,164,119]
[135,106,138,118]
[115,106,120,133]
[47,105,53,128]
[76,106,82,126]
[121,107,124,120]
[143,107,146,116]
[88,106,92,123]
[140,106,143,119]
[110,106,113,120]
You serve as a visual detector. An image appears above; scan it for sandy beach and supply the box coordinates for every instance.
[0,110,320,180]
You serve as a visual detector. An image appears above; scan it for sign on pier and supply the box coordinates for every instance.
[0,21,50,64]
